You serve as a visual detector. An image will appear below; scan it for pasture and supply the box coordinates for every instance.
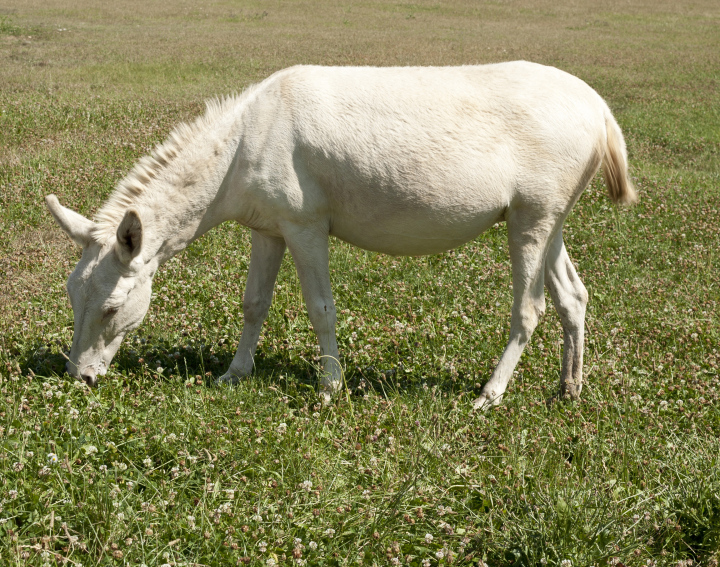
[1,0,719,565]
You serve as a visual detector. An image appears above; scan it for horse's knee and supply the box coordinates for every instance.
[243,297,271,324]
[553,278,587,330]
[512,301,543,342]
[569,283,588,325]
[305,300,337,331]
[536,295,547,318]
[574,279,589,308]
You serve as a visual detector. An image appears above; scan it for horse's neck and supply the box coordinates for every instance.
[147,127,242,265]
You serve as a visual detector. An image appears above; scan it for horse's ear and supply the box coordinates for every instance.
[45,194,94,248]
[115,209,143,264]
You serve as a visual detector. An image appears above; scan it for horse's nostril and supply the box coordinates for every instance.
[81,374,98,387]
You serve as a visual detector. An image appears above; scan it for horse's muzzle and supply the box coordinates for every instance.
[81,372,98,387]
[68,360,98,387]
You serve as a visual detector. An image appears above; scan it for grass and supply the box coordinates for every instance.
[1,0,720,565]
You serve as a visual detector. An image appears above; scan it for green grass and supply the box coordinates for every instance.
[1,1,720,565]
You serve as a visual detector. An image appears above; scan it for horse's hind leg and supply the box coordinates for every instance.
[473,210,551,410]
[219,230,286,384]
[544,231,588,400]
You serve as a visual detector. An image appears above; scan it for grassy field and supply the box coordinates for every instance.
[1,1,720,566]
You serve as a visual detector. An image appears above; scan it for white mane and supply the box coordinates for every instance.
[90,87,258,244]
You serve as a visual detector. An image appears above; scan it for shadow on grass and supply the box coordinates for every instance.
[12,335,483,404]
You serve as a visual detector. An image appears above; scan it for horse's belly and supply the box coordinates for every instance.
[329,203,504,256]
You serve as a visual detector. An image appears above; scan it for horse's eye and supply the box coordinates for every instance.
[103,307,119,320]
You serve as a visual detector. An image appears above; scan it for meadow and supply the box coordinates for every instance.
[1,0,719,565]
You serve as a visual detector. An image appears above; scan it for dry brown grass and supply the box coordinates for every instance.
[2,0,718,97]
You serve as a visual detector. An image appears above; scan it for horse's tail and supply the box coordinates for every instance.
[601,110,637,205]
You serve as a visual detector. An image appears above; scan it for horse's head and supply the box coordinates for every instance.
[45,195,155,386]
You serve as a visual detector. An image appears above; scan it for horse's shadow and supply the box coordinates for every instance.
[14,337,470,401]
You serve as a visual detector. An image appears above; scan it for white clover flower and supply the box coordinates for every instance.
[308,541,317,550]
[277,423,288,435]
[299,480,313,492]
[8,490,18,500]
[266,558,277,567]
[143,457,152,467]
[560,561,572,567]
[435,550,445,559]
[324,528,335,538]
[259,541,268,552]
[84,445,98,456]
[425,533,433,544]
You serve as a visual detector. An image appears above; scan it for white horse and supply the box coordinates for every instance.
[46,62,635,408]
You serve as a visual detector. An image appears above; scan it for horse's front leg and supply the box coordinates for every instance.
[284,225,342,404]
[219,230,286,384]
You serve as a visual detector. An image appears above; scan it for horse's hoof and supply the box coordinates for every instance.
[320,381,343,406]
[472,393,502,411]
[546,390,580,407]
[217,371,242,386]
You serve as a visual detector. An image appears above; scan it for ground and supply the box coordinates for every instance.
[1,1,719,566]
